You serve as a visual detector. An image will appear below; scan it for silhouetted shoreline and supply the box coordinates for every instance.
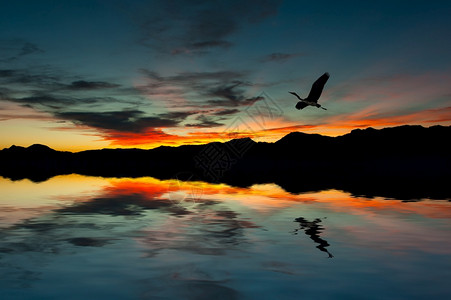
[1,125,450,200]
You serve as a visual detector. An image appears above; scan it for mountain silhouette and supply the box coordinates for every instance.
[0,125,449,200]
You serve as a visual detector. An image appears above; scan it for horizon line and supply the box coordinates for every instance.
[1,124,448,153]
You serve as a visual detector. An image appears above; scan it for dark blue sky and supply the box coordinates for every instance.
[1,0,450,150]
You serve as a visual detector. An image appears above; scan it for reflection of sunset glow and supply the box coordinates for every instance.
[1,174,451,273]
[100,177,451,219]
[2,175,449,225]
[94,177,451,257]
[0,174,107,226]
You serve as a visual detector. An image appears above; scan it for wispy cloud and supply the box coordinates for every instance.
[0,39,44,62]
[326,72,451,107]
[139,69,264,108]
[54,109,198,133]
[135,0,281,55]
[0,67,148,120]
[185,115,224,128]
[212,109,240,116]
[0,68,124,92]
[67,80,121,90]
[260,52,303,63]
[0,68,60,88]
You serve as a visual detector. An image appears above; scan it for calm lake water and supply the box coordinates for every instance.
[1,174,450,299]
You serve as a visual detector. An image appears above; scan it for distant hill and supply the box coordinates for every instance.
[1,125,450,200]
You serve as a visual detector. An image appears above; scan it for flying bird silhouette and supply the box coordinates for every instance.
[289,72,330,110]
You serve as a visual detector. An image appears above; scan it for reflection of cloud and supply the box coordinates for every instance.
[1,175,450,293]
[339,214,451,256]
[0,175,261,288]
[59,193,181,216]
[136,202,259,258]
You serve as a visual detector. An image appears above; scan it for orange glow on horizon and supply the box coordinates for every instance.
[88,105,451,150]
[1,100,449,151]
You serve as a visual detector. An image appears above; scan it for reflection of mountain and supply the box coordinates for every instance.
[0,125,450,200]
[294,217,333,258]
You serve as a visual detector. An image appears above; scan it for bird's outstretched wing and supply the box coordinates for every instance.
[306,72,329,103]
[295,101,308,110]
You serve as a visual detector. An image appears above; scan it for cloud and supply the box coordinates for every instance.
[260,52,303,63]
[10,94,127,112]
[18,42,44,57]
[0,87,12,100]
[212,109,240,116]
[205,84,264,107]
[171,40,233,55]
[135,0,281,55]
[141,70,246,86]
[185,115,224,128]
[67,80,120,90]
[0,40,44,62]
[0,68,60,87]
[0,68,123,93]
[0,70,15,77]
[159,111,198,120]
[17,94,79,105]
[0,100,56,121]
[55,109,195,133]
[12,95,72,111]
[326,72,451,107]
[140,69,264,107]
[0,67,143,113]
[0,67,211,133]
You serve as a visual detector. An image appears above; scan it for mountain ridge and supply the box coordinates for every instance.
[2,124,447,153]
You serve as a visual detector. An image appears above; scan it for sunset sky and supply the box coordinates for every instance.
[1,0,450,151]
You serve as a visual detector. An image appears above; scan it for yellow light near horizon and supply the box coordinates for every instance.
[0,174,107,206]
[0,119,110,151]
[0,174,108,226]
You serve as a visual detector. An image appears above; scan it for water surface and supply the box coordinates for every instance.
[1,175,450,299]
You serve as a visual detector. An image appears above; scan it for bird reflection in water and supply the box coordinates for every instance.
[293,217,333,258]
